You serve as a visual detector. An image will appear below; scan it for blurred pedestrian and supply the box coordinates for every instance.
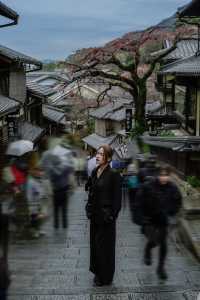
[86,144,122,286]
[26,166,48,238]
[72,152,86,186]
[135,165,182,280]
[126,162,139,222]
[41,154,73,229]
[2,156,29,237]
[137,154,158,184]
[0,257,10,300]
[87,156,97,178]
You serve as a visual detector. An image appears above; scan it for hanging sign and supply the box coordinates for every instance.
[6,111,20,140]
[125,108,132,132]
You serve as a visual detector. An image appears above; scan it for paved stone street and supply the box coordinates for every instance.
[8,187,200,300]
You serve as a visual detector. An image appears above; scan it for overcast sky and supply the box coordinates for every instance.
[0,0,189,61]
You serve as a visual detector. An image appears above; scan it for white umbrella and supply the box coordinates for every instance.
[6,140,34,156]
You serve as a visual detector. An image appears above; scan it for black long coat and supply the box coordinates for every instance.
[86,165,122,284]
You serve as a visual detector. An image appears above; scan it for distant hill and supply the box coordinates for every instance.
[66,5,191,64]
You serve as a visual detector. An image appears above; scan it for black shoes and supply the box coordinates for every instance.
[93,275,112,287]
[144,251,152,266]
[93,276,103,287]
[157,266,168,280]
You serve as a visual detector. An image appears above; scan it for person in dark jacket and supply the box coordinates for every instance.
[135,165,182,280]
[137,155,158,184]
[86,144,122,286]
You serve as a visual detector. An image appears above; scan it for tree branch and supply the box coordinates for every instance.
[142,37,179,81]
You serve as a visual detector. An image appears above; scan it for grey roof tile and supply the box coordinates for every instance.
[0,95,20,116]
[90,99,133,120]
[42,105,66,125]
[82,133,117,150]
[159,54,200,76]
[164,39,198,61]
[142,135,200,151]
[20,122,45,143]
[0,45,42,66]
[27,81,55,97]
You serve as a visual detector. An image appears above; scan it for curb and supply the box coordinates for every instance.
[179,218,200,262]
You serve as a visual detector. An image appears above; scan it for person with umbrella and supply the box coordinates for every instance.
[40,145,74,229]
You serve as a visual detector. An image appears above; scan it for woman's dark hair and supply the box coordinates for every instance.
[98,144,113,163]
[158,165,171,175]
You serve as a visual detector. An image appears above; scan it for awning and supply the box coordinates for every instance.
[20,122,45,143]
[42,105,66,125]
[82,133,117,150]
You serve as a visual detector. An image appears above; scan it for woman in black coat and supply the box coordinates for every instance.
[86,144,122,286]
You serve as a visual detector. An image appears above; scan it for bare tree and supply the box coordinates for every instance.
[66,26,191,132]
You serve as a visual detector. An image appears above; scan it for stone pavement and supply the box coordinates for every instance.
[8,187,200,300]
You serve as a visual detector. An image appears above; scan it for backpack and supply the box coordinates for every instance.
[50,167,72,191]
[127,175,139,189]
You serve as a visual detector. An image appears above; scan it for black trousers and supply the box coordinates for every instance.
[0,215,9,262]
[144,225,168,267]
[128,188,138,222]
[90,221,116,284]
[0,289,7,300]
[53,190,68,228]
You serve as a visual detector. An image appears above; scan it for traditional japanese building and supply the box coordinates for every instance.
[144,0,200,177]
[82,99,135,161]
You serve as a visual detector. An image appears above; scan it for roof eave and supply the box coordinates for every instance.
[0,104,20,118]
[0,2,19,24]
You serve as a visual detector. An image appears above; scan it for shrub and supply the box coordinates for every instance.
[186,176,200,188]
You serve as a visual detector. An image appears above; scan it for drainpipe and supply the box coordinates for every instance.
[196,89,200,136]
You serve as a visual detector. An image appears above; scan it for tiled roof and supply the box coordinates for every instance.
[20,122,45,143]
[146,101,162,114]
[82,133,117,150]
[178,0,200,17]
[159,54,200,76]
[0,95,20,116]
[163,39,198,61]
[0,45,42,66]
[42,105,66,125]
[90,99,133,120]
[47,98,71,108]
[0,1,18,23]
[31,74,69,85]
[142,135,200,152]
[27,81,55,97]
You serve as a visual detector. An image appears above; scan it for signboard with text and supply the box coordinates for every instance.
[125,108,132,132]
[6,112,20,140]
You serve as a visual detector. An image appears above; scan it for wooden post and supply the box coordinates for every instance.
[172,81,175,111]
[196,89,200,136]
